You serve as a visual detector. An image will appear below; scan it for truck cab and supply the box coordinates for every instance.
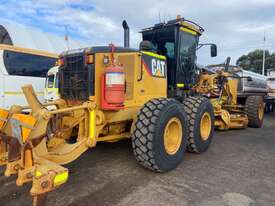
[44,66,60,102]
[141,16,217,98]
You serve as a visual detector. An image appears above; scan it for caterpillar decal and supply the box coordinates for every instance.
[142,51,167,78]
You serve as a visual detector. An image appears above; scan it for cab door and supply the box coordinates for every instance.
[176,27,199,88]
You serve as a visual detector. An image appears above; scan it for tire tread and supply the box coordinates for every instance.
[132,98,175,172]
[182,96,212,153]
[245,96,264,128]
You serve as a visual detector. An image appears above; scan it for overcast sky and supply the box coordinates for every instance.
[1,0,275,65]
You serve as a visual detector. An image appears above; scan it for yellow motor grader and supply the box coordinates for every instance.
[0,16,265,205]
[193,58,265,131]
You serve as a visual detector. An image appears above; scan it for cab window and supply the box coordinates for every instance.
[165,42,175,59]
[142,26,176,57]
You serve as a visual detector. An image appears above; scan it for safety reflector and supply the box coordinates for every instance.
[35,170,43,178]
[53,171,69,186]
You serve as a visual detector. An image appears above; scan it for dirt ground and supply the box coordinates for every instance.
[1,113,275,206]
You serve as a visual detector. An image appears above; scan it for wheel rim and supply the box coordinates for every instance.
[258,102,264,120]
[200,112,212,141]
[164,117,183,155]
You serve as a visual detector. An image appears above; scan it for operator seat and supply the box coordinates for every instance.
[139,40,155,52]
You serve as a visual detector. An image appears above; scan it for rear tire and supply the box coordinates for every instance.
[131,98,188,172]
[182,96,215,154]
[245,96,264,128]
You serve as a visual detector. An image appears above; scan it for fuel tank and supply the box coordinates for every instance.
[235,70,268,94]
[205,65,268,95]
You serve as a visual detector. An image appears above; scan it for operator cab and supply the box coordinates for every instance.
[141,16,217,98]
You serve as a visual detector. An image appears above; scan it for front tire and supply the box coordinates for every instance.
[131,98,188,172]
[182,96,215,154]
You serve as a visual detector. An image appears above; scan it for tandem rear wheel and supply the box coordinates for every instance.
[131,96,215,172]
[182,96,215,154]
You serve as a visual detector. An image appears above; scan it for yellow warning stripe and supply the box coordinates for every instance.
[177,83,185,88]
[141,51,166,60]
[89,110,95,140]
[46,88,59,92]
[4,91,44,96]
[180,22,202,34]
[180,27,198,36]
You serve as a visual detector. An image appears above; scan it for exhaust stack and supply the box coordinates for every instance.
[122,20,130,48]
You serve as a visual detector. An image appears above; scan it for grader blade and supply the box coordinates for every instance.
[0,86,67,206]
[0,85,95,206]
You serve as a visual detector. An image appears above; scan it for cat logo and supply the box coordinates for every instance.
[151,59,166,77]
[141,51,167,78]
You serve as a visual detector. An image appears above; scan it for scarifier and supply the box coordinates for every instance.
[0,15,266,206]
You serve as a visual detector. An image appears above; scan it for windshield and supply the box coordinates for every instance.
[47,75,55,88]
[179,32,198,59]
[178,30,199,85]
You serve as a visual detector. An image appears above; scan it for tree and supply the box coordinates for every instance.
[236,49,275,74]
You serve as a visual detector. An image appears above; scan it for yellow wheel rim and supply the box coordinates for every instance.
[258,102,264,120]
[200,112,212,141]
[164,117,182,155]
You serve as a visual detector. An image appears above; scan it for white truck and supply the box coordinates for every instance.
[44,66,60,102]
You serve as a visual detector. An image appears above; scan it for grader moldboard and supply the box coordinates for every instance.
[0,16,265,206]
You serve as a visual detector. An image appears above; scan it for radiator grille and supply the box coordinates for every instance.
[59,53,94,101]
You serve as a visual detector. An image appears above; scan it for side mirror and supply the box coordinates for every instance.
[210,44,217,57]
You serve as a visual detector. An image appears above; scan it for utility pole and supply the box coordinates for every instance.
[262,32,266,75]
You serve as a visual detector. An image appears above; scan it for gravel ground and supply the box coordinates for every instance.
[0,113,275,206]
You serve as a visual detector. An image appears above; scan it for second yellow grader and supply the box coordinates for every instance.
[0,16,266,205]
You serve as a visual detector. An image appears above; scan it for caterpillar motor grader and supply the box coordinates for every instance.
[194,58,265,130]
[0,15,265,206]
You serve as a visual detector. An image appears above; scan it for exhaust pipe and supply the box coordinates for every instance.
[122,20,130,48]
